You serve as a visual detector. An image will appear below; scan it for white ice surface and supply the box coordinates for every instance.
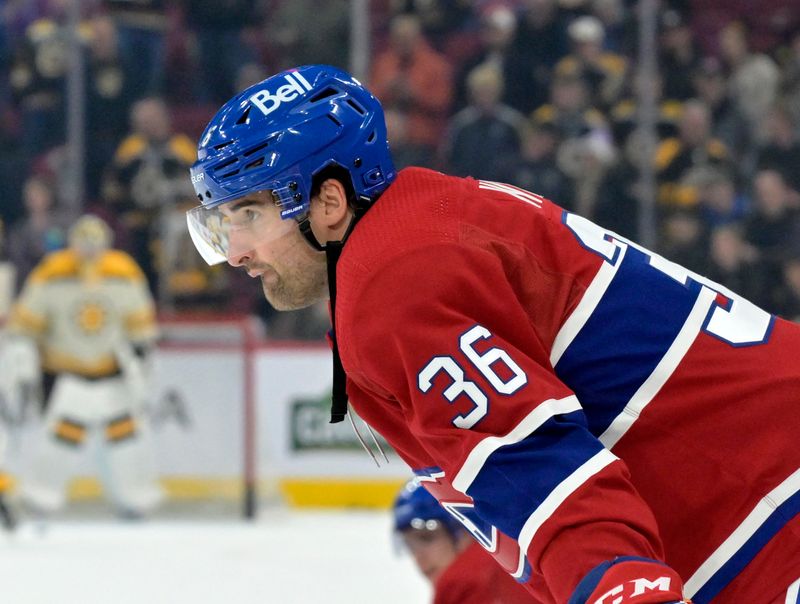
[0,509,430,604]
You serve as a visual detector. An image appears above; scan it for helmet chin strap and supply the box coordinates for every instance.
[297,198,369,424]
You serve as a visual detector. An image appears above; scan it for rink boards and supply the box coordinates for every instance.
[3,342,411,509]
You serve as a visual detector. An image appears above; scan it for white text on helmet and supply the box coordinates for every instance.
[249,72,313,117]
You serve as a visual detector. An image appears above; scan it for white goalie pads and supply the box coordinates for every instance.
[0,335,42,422]
[113,340,154,412]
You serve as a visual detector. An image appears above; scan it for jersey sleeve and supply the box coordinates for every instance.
[342,241,668,601]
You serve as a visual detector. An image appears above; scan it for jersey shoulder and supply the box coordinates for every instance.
[29,249,79,283]
[97,250,147,282]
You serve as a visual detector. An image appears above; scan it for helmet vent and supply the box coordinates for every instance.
[236,106,252,125]
[213,141,234,151]
[346,99,365,115]
[244,157,265,170]
[327,114,342,127]
[367,130,376,143]
[243,140,270,157]
[310,87,339,103]
[220,169,240,179]
[215,157,238,171]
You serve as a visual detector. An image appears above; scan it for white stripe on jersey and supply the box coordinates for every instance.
[514,448,618,578]
[786,577,800,604]
[478,180,544,208]
[684,467,800,598]
[550,244,628,367]
[599,285,718,449]
[452,395,583,493]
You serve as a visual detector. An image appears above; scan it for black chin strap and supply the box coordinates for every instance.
[325,240,348,423]
[299,204,368,424]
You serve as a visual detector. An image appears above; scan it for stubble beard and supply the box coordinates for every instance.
[261,261,328,311]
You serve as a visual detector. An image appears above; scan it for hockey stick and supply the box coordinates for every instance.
[0,495,16,531]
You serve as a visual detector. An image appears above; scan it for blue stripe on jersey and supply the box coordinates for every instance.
[690,489,800,604]
[554,244,702,437]
[465,411,604,540]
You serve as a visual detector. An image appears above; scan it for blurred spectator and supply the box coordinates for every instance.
[690,56,752,167]
[498,120,575,212]
[0,107,27,229]
[554,15,628,110]
[504,0,570,113]
[452,5,516,112]
[557,128,617,219]
[781,30,800,127]
[692,168,750,228]
[266,0,349,72]
[85,14,135,200]
[531,71,607,140]
[658,8,701,101]
[101,97,196,295]
[775,245,800,322]
[718,20,780,144]
[392,0,475,56]
[8,0,84,161]
[609,71,682,148]
[5,175,68,292]
[369,13,453,167]
[594,128,645,240]
[743,169,800,309]
[442,63,523,181]
[657,207,710,275]
[384,108,435,171]
[755,102,800,194]
[103,0,167,97]
[590,0,635,55]
[655,99,732,209]
[705,223,767,308]
[184,0,260,104]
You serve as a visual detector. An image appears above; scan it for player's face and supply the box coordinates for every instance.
[223,192,327,310]
[401,526,460,584]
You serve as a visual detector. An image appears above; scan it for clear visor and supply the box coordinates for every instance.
[186,190,298,265]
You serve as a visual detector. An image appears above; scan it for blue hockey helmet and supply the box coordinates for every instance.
[187,64,396,265]
[393,479,462,537]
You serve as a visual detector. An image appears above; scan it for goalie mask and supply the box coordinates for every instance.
[68,214,112,260]
[187,64,396,265]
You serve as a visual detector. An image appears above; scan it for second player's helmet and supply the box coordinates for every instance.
[393,479,461,537]
[188,64,396,264]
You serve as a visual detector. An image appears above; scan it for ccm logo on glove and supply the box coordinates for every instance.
[570,557,689,604]
[592,575,673,604]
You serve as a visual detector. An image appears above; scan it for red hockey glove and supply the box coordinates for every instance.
[568,557,691,604]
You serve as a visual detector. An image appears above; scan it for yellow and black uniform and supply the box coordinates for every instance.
[7,233,162,515]
[9,247,157,380]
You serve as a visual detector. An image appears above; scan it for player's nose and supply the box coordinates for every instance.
[226,229,255,267]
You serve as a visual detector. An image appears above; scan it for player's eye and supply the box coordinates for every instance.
[231,207,260,227]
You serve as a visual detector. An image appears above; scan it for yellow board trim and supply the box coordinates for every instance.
[65,477,405,508]
[279,478,406,509]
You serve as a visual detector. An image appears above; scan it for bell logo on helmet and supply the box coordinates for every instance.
[249,71,313,117]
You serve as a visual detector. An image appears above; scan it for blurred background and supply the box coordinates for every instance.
[0,0,799,601]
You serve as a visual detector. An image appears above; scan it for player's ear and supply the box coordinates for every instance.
[311,178,351,234]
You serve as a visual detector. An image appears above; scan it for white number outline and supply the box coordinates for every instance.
[563,212,773,347]
[417,325,528,429]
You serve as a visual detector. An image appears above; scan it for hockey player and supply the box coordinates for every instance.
[185,66,800,603]
[394,478,535,603]
[6,214,162,517]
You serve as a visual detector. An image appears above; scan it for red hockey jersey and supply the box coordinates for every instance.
[433,540,536,604]
[334,168,800,603]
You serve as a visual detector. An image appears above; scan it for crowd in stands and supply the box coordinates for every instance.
[1,0,800,339]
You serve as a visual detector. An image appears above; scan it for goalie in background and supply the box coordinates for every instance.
[5,214,162,519]
[393,479,532,604]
